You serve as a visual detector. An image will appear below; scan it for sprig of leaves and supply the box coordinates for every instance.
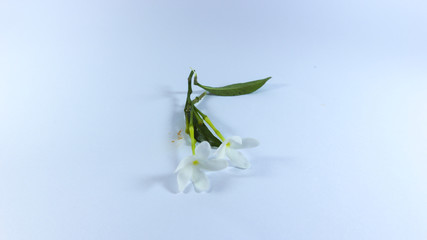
[184,70,270,147]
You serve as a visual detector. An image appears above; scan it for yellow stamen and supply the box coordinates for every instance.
[192,160,200,165]
[226,142,231,147]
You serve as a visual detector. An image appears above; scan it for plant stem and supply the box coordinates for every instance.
[184,70,195,134]
[189,107,196,155]
[194,107,225,141]
[193,106,204,125]
[191,91,207,104]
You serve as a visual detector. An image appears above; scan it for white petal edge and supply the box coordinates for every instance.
[177,165,193,192]
[175,155,195,173]
[215,141,228,159]
[226,148,250,169]
[199,158,228,171]
[228,136,243,147]
[192,168,210,192]
[238,138,259,149]
[195,141,211,161]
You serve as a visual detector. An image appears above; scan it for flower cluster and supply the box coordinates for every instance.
[176,138,259,192]
[175,69,270,193]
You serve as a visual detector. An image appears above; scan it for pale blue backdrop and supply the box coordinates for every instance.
[1,0,426,239]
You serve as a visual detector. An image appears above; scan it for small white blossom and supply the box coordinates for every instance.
[175,141,228,192]
[216,136,259,169]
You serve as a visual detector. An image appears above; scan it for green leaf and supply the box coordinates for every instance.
[193,119,222,147]
[184,107,222,148]
[194,77,271,96]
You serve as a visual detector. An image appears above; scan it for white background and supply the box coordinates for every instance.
[1,0,426,239]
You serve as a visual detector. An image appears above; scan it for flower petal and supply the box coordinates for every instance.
[199,158,228,171]
[195,141,211,160]
[215,141,228,159]
[177,165,193,192]
[191,168,210,192]
[228,136,243,147]
[226,148,250,169]
[237,138,259,149]
[175,155,195,173]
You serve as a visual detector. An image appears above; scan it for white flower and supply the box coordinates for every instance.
[175,141,228,192]
[215,136,259,169]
